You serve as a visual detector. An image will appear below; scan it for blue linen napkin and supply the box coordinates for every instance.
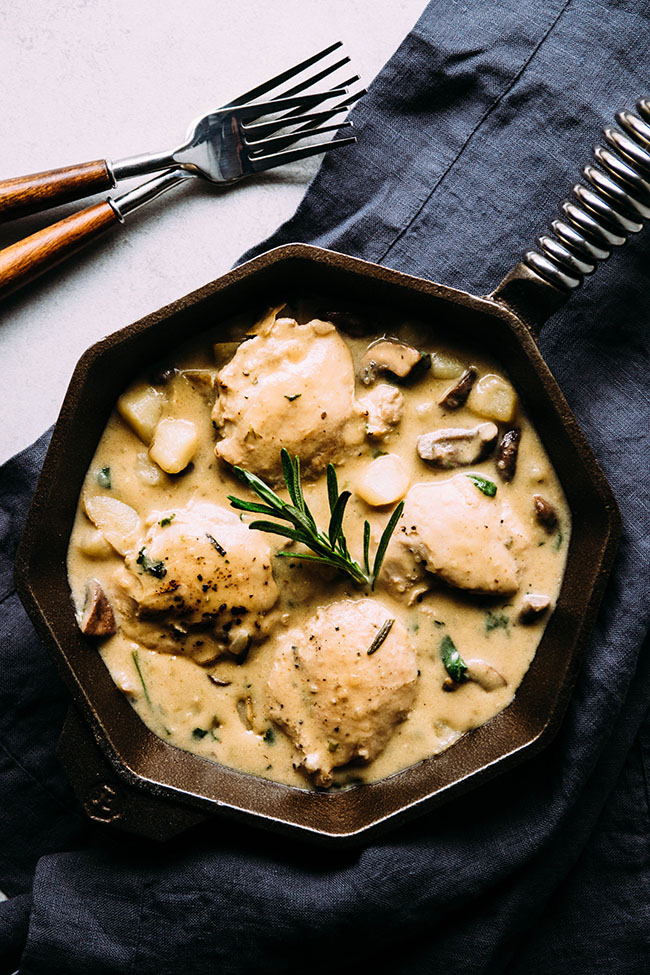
[1,2,649,972]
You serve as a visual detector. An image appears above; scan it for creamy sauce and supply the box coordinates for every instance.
[67,305,570,790]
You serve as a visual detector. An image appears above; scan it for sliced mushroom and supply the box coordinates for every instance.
[533,495,558,532]
[496,428,521,482]
[180,368,218,392]
[79,580,116,636]
[360,338,431,385]
[438,367,477,409]
[417,422,498,468]
[519,594,551,624]
[465,659,507,691]
[237,695,256,731]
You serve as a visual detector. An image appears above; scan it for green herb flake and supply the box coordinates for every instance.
[328,741,339,753]
[159,513,176,527]
[263,727,275,744]
[466,474,497,497]
[554,528,564,551]
[192,727,208,740]
[372,448,389,458]
[137,547,167,578]
[485,610,509,634]
[284,393,302,402]
[440,634,468,684]
[131,650,152,707]
[97,466,112,489]
[367,618,395,655]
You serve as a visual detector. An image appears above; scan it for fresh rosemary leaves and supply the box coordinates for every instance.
[228,448,404,590]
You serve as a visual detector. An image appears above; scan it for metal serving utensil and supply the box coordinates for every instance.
[0,43,362,298]
[0,41,361,222]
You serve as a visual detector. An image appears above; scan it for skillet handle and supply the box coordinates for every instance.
[490,97,650,338]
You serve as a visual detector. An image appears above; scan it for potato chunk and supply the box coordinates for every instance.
[468,374,517,423]
[356,454,409,506]
[83,495,141,556]
[149,418,198,474]
[117,383,164,444]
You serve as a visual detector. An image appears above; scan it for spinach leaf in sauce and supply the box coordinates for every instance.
[136,547,167,578]
[466,474,497,497]
[440,634,468,684]
[97,466,112,489]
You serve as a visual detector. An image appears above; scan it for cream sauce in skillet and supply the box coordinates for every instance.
[67,304,570,790]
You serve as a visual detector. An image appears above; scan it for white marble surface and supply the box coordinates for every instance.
[0,0,426,465]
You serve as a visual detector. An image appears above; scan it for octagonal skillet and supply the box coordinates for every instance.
[15,100,650,845]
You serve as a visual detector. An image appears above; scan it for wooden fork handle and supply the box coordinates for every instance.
[0,201,120,299]
[0,159,114,222]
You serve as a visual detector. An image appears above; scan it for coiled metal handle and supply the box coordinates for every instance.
[524,98,650,291]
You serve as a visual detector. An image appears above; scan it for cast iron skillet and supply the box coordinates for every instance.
[15,99,650,845]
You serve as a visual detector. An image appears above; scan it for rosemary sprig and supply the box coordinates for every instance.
[228,448,404,590]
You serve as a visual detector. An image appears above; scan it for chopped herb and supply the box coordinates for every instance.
[131,650,152,707]
[367,618,395,655]
[440,634,468,684]
[228,449,404,589]
[486,610,509,634]
[466,474,497,497]
[372,448,389,458]
[328,741,339,753]
[192,727,208,740]
[263,727,275,744]
[136,547,167,578]
[284,393,302,402]
[159,513,176,527]
[97,466,112,489]
[205,533,227,556]
[554,528,564,551]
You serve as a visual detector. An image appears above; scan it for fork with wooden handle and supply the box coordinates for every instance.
[0,42,361,299]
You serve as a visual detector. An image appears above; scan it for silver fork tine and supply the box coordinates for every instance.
[228,41,344,106]
[245,121,352,157]
[243,106,351,141]
[231,89,348,121]
[291,87,366,129]
[245,89,366,156]
[248,76,361,137]
[248,136,357,174]
[274,56,352,99]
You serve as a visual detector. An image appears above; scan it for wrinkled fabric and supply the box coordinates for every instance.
[2,2,650,972]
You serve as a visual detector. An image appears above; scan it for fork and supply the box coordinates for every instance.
[0,42,361,298]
